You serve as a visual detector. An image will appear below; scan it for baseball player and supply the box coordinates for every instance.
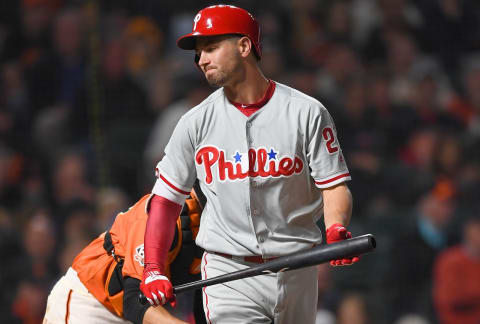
[43,188,205,324]
[141,5,359,324]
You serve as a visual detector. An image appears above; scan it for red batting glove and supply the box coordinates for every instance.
[326,223,360,266]
[140,267,176,307]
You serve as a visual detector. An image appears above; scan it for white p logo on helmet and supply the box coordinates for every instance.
[193,13,201,31]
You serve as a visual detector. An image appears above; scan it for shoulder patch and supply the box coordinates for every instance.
[134,244,144,267]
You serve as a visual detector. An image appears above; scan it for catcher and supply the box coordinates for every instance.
[43,185,206,324]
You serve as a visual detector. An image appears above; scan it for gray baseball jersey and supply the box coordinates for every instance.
[152,81,350,257]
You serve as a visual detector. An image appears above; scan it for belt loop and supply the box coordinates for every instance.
[232,255,243,263]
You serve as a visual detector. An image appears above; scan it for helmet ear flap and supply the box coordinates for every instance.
[194,54,203,72]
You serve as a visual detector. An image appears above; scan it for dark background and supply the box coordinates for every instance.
[1,0,480,323]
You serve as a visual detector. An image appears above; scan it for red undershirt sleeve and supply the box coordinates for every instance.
[143,194,183,273]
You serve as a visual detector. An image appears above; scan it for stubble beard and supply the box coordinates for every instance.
[205,69,228,88]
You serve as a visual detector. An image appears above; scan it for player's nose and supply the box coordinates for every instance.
[197,51,209,70]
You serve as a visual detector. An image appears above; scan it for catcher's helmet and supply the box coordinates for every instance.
[177,5,261,59]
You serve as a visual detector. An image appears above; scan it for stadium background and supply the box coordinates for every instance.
[0,0,480,323]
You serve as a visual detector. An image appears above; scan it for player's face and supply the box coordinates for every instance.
[195,35,243,87]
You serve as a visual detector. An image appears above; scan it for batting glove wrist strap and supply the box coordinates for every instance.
[326,223,352,243]
[326,223,360,266]
[140,269,176,307]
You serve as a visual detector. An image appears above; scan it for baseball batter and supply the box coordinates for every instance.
[43,190,205,324]
[141,5,359,324]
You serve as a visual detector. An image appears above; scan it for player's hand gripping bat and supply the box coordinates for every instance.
[139,234,376,304]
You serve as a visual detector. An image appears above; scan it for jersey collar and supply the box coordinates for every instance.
[229,80,276,117]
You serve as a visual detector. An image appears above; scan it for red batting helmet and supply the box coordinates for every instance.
[177,5,261,59]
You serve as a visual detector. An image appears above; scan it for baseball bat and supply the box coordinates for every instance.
[139,234,376,303]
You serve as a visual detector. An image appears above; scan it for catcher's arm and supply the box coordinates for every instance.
[124,277,187,324]
[143,306,188,324]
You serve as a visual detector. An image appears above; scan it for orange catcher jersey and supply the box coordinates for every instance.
[72,194,180,315]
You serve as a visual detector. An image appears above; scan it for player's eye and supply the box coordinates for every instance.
[206,46,217,52]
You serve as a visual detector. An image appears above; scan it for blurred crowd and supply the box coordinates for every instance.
[1,0,480,323]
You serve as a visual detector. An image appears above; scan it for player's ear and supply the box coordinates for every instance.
[237,36,252,58]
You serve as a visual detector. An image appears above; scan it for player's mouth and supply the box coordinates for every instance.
[205,68,216,76]
[204,65,216,72]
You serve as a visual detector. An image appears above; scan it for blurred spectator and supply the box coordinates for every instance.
[25,7,86,113]
[361,0,422,64]
[51,149,94,208]
[0,61,31,150]
[71,34,149,137]
[386,128,438,205]
[259,43,285,82]
[19,209,58,282]
[388,179,457,322]
[123,16,164,89]
[417,0,480,75]
[336,77,386,215]
[72,32,153,196]
[448,54,480,137]
[286,69,317,97]
[12,279,49,324]
[32,103,70,161]
[349,0,380,47]
[324,1,354,46]
[143,79,210,182]
[433,212,480,324]
[95,186,130,232]
[336,292,369,324]
[145,62,175,114]
[0,1,20,63]
[57,237,89,274]
[432,133,463,178]
[314,43,362,108]
[456,140,480,210]
[8,209,58,323]
[0,207,23,323]
[59,199,96,246]
[394,314,431,324]
[406,59,460,131]
[0,146,23,210]
[386,32,419,106]
[284,0,324,66]
[366,68,418,153]
[4,0,59,66]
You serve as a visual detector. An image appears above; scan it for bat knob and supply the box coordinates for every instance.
[138,292,149,305]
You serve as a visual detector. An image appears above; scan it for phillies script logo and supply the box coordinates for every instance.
[196,146,304,184]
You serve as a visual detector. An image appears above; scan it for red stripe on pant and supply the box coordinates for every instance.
[202,253,212,324]
[65,289,73,323]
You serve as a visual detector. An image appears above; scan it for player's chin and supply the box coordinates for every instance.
[206,75,225,87]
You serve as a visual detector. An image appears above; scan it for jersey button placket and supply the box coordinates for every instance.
[246,120,253,146]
